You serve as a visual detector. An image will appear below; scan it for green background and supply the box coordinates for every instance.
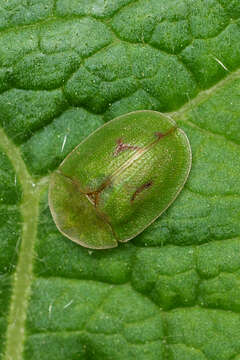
[0,0,240,359]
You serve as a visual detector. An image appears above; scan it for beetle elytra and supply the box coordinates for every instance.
[49,110,191,249]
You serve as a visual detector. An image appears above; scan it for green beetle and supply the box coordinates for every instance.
[49,110,191,249]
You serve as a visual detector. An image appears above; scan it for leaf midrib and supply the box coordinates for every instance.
[0,128,47,360]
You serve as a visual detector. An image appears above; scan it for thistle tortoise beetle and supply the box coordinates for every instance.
[49,110,191,249]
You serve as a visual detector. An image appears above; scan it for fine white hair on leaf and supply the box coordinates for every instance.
[63,299,74,309]
[61,135,67,153]
[48,303,53,318]
[212,56,229,72]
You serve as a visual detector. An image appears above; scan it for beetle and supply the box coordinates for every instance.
[48,110,191,249]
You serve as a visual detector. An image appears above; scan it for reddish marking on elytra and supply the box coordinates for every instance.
[155,132,164,139]
[155,126,177,140]
[86,177,112,207]
[58,170,110,208]
[114,138,140,156]
[131,181,153,202]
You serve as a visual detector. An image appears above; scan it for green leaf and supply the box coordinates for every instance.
[0,1,240,359]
